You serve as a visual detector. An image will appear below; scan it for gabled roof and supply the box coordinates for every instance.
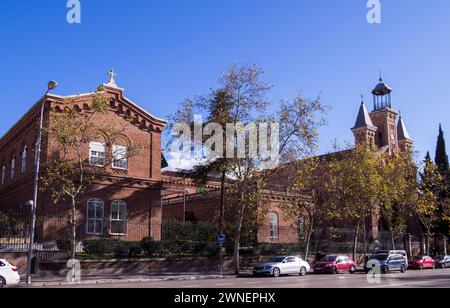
[397,115,412,141]
[352,102,377,131]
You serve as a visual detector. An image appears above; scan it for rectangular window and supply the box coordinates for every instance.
[269,212,279,239]
[87,198,104,235]
[1,165,5,185]
[10,158,15,179]
[89,142,106,167]
[110,200,127,235]
[21,146,27,174]
[112,145,128,170]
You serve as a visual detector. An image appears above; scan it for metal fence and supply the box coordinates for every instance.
[0,214,433,260]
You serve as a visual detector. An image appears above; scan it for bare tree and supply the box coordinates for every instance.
[41,91,141,260]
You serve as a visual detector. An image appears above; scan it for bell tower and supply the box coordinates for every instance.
[351,96,377,147]
[369,75,399,155]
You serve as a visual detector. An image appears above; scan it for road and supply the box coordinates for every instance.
[24,268,450,288]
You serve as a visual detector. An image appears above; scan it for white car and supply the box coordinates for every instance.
[0,259,20,288]
[253,256,311,277]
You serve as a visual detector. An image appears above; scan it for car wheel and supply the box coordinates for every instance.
[0,277,6,288]
[349,266,356,274]
[273,268,281,278]
[400,265,406,273]
[299,267,307,277]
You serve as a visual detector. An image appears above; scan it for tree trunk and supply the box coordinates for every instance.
[444,235,448,256]
[353,221,360,262]
[425,232,430,255]
[420,235,426,255]
[390,226,396,250]
[71,197,77,261]
[233,190,246,276]
[363,219,367,259]
[220,171,226,233]
[304,216,314,262]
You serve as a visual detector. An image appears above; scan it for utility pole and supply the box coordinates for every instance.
[26,81,58,285]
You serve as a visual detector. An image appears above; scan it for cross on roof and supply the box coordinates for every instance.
[108,69,117,86]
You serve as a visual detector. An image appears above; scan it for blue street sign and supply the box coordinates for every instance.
[217,234,225,245]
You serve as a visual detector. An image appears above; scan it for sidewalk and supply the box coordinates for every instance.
[18,271,236,288]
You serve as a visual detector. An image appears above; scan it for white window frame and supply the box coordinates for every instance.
[86,198,104,236]
[89,142,106,167]
[269,212,279,239]
[112,145,128,170]
[34,138,39,167]
[110,200,127,235]
[21,145,27,174]
[10,157,15,180]
[1,164,6,185]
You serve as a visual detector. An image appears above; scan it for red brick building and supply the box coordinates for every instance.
[161,76,415,245]
[0,73,166,242]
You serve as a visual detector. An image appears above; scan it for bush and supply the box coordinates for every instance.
[83,239,120,255]
[140,237,159,256]
[128,245,142,258]
[82,239,140,258]
[56,239,73,251]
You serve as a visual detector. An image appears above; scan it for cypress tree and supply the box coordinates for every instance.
[434,126,449,250]
[435,124,449,174]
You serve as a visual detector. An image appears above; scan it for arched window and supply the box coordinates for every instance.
[87,198,104,235]
[269,212,279,239]
[21,145,27,174]
[10,156,16,180]
[110,200,127,235]
[1,162,6,185]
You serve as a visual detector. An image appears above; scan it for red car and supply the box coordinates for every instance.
[314,255,357,274]
[409,255,436,270]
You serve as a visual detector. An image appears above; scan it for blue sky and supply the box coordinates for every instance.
[1,0,449,164]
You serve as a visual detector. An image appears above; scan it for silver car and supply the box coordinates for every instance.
[253,256,311,277]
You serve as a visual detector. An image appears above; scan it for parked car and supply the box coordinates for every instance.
[253,256,311,278]
[313,255,356,274]
[0,259,20,288]
[365,253,407,273]
[434,255,450,269]
[409,255,436,270]
[371,250,409,267]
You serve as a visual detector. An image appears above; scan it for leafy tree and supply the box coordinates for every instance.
[416,153,445,255]
[41,91,141,259]
[435,124,449,174]
[378,152,417,249]
[334,145,383,260]
[167,63,328,274]
[434,125,449,250]
[285,155,339,259]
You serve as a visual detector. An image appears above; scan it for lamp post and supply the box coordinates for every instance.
[26,81,58,285]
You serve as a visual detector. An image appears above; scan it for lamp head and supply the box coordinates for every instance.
[47,80,58,91]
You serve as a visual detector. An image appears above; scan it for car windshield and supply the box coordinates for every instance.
[371,254,389,261]
[322,256,337,262]
[267,257,286,263]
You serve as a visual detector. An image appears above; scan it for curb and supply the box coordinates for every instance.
[18,274,233,288]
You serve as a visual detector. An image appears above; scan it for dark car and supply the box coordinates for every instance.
[434,255,450,269]
[365,254,407,273]
[313,255,356,274]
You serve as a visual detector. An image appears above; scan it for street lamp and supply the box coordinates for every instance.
[26,81,58,285]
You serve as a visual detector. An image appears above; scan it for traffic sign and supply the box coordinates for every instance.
[217,234,225,246]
